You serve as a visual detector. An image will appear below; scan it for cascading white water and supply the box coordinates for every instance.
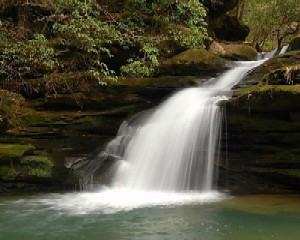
[258,45,288,59]
[43,50,288,214]
[102,60,267,192]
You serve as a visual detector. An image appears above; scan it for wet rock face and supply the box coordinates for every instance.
[219,48,300,194]
[159,48,226,76]
[220,104,300,194]
[221,68,300,194]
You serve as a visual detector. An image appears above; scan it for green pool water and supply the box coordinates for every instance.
[0,192,299,240]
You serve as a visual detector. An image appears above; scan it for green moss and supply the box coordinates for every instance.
[0,166,19,181]
[163,48,222,66]
[236,85,300,97]
[21,155,53,178]
[262,65,300,85]
[220,43,257,61]
[160,48,226,75]
[230,85,300,112]
[19,112,70,127]
[0,38,9,47]
[113,76,197,88]
[0,144,36,159]
[21,156,53,167]
[239,51,300,87]
[280,169,300,178]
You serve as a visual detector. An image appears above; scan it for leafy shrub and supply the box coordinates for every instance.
[0,0,208,83]
[0,34,56,81]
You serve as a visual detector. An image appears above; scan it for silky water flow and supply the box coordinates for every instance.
[96,60,267,194]
[62,49,289,213]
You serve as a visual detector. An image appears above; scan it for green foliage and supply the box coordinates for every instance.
[0,34,56,81]
[53,0,121,84]
[244,0,300,49]
[118,0,207,76]
[0,0,208,82]
[0,144,35,159]
[121,43,159,77]
[168,0,207,47]
[123,0,207,47]
[0,90,25,129]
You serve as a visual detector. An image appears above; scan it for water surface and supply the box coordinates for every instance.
[0,193,299,240]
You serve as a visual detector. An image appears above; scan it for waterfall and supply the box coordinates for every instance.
[61,50,290,212]
[96,60,266,192]
[258,45,288,59]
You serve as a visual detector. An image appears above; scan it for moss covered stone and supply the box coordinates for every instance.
[21,155,53,178]
[114,76,198,88]
[210,42,257,61]
[0,144,36,160]
[238,50,300,87]
[229,85,300,112]
[0,166,19,181]
[262,65,300,85]
[160,48,226,76]
[0,143,56,181]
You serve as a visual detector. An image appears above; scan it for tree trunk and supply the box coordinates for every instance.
[235,0,245,21]
[17,5,31,30]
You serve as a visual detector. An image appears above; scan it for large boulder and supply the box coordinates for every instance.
[212,14,250,41]
[160,48,226,76]
[209,41,257,61]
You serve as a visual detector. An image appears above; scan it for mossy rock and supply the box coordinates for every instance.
[20,155,53,178]
[210,42,257,61]
[113,76,198,88]
[160,48,226,76]
[0,144,36,161]
[238,51,300,87]
[229,85,300,112]
[10,72,198,112]
[0,152,54,181]
[262,65,300,85]
[0,166,20,181]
